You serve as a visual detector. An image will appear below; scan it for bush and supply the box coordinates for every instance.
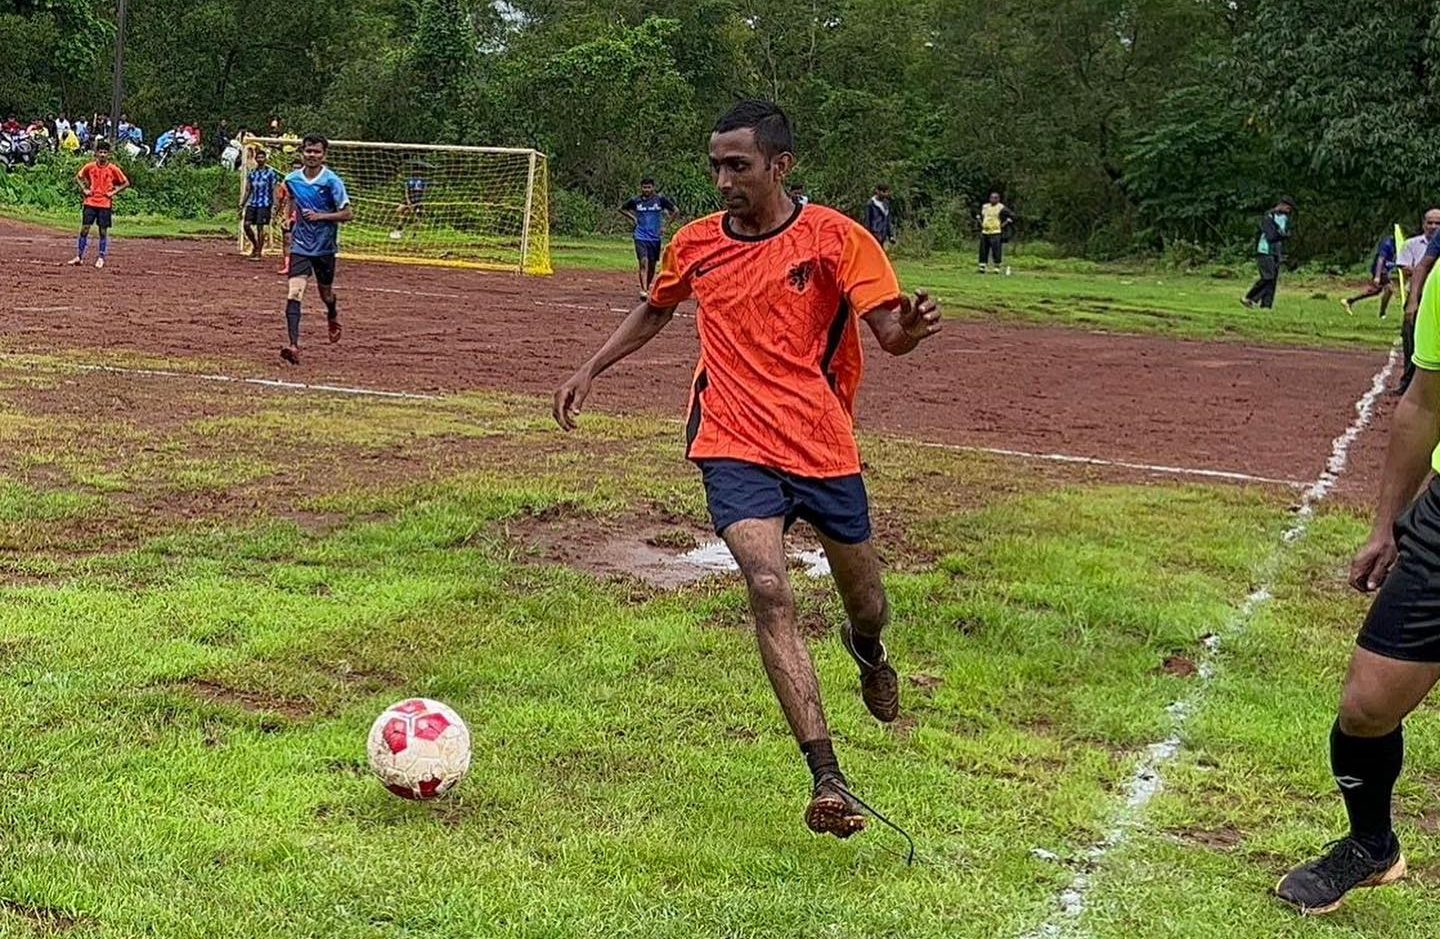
[0,151,239,220]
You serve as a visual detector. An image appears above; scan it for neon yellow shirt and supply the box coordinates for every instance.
[980,203,1007,235]
[1415,280,1440,470]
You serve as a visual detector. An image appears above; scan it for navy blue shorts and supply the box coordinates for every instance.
[697,459,872,545]
[81,206,113,228]
[635,239,661,265]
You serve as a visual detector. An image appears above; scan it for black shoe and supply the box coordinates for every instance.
[805,773,866,839]
[1275,837,1406,915]
[840,621,899,723]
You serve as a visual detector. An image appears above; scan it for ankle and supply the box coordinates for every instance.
[800,738,842,784]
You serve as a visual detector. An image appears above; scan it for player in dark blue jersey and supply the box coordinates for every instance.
[279,135,353,365]
[621,178,677,297]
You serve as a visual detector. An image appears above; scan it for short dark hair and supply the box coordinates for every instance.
[713,100,794,161]
[876,184,891,193]
[640,177,655,186]
[95,139,112,153]
[301,134,328,151]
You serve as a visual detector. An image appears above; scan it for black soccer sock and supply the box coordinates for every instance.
[849,627,883,664]
[325,297,337,321]
[285,299,301,347]
[800,738,843,784]
[1332,720,1403,858]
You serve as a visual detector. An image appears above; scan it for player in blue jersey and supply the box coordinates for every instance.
[241,148,280,260]
[279,135,353,365]
[620,178,677,296]
[390,162,429,240]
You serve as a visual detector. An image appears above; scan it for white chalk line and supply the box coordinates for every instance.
[0,358,1341,488]
[1018,347,1397,939]
[53,362,441,401]
[910,440,1305,488]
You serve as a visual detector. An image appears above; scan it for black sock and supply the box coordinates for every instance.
[286,299,301,346]
[849,627,882,663]
[800,738,843,784]
[1332,720,1403,858]
[325,297,337,321]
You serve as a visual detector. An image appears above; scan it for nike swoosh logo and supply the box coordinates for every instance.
[1335,775,1365,790]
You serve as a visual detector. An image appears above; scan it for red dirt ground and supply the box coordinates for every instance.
[0,219,1391,491]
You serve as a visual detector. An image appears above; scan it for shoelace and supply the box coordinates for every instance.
[831,777,916,866]
[1315,838,1381,888]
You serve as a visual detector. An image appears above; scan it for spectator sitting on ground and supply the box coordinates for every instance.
[1,116,21,135]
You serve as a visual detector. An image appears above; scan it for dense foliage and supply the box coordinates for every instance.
[2,0,1437,258]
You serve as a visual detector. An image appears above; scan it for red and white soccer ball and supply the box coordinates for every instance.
[367,698,471,801]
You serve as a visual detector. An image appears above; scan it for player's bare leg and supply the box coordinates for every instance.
[721,517,866,838]
[319,282,341,344]
[281,276,307,364]
[817,533,900,722]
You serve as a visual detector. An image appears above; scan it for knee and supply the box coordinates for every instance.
[745,568,793,623]
[1339,685,1405,737]
[286,283,306,302]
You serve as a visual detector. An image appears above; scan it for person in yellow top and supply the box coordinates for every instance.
[976,192,1014,274]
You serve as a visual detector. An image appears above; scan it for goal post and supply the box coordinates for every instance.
[238,135,552,275]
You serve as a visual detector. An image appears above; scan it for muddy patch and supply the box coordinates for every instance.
[183,678,316,721]
[506,507,835,591]
[0,898,86,933]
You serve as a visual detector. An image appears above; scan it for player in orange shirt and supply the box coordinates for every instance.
[68,140,130,270]
[555,100,941,841]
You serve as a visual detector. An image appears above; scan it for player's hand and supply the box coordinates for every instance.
[898,289,942,343]
[1349,533,1398,593]
[1373,276,1382,287]
[553,368,594,432]
[301,208,319,222]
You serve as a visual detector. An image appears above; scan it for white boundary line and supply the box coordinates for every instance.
[910,440,1306,488]
[0,358,1343,486]
[59,363,441,401]
[1018,347,1397,939]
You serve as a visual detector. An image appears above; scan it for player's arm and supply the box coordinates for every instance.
[112,170,130,199]
[865,291,941,356]
[619,198,638,227]
[1405,253,1436,319]
[75,166,90,196]
[1352,368,1440,591]
[553,300,677,431]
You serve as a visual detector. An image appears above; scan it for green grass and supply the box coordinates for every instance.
[0,203,235,239]
[0,355,1410,936]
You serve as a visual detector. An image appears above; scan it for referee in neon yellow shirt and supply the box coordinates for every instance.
[1276,244,1440,913]
[977,192,1014,274]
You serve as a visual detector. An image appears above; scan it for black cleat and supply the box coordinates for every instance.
[805,773,866,839]
[1275,837,1406,915]
[840,621,899,723]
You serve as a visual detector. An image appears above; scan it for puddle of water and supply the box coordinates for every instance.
[677,541,830,580]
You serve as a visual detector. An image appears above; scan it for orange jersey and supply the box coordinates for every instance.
[649,203,903,478]
[79,162,128,209]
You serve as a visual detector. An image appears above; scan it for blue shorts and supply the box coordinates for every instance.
[635,239,661,264]
[697,459,872,544]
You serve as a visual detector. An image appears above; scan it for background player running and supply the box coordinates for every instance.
[241,148,280,261]
[620,178,677,297]
[1341,232,1397,318]
[279,135,352,365]
[68,140,129,270]
[556,100,942,841]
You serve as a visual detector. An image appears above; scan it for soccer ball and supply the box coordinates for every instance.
[367,698,471,800]
[389,230,404,240]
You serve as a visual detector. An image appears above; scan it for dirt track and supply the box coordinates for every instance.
[0,219,1391,490]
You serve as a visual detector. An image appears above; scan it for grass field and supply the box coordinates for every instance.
[0,207,1425,937]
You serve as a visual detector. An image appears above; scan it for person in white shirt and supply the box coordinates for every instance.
[1395,209,1440,395]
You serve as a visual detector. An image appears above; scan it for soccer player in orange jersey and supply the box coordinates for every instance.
[68,140,129,270]
[554,100,941,839]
